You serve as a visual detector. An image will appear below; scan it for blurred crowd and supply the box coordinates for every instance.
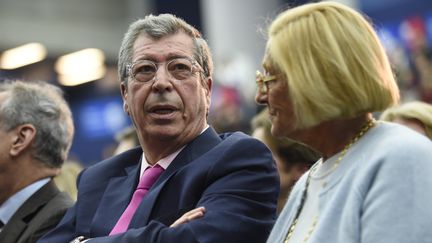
[380,15,432,103]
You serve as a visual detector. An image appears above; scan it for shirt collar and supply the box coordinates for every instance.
[0,178,51,225]
[139,125,209,176]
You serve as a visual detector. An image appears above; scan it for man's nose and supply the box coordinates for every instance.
[152,67,174,92]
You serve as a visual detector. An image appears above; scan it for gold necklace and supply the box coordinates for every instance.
[284,118,376,243]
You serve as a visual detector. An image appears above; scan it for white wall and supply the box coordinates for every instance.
[200,0,282,100]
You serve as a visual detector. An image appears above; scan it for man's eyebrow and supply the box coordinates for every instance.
[133,54,191,63]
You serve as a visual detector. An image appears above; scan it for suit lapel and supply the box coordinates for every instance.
[129,127,222,226]
[0,181,59,243]
[156,127,221,186]
[0,217,26,243]
[89,150,142,236]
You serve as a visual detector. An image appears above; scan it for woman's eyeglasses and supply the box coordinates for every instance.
[256,70,277,93]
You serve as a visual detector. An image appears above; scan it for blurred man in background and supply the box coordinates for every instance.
[0,80,74,243]
[112,126,139,156]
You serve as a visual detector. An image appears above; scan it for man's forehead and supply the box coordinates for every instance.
[132,32,195,61]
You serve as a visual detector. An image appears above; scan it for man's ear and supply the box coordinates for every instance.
[120,82,130,116]
[10,124,36,157]
[204,77,212,107]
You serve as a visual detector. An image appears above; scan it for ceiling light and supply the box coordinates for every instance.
[0,43,47,69]
[55,48,106,86]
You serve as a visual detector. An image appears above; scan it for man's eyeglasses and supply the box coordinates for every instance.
[256,70,277,93]
[127,57,202,83]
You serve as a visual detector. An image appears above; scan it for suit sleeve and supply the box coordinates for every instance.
[29,197,73,242]
[37,173,85,243]
[87,137,280,243]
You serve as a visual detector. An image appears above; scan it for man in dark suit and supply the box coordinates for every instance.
[39,14,279,243]
[0,80,75,243]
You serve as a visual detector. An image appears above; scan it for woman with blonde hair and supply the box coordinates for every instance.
[255,2,432,242]
[54,160,83,201]
[380,101,432,139]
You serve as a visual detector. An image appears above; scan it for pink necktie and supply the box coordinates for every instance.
[109,164,164,235]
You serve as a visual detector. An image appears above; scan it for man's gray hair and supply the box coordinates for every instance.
[118,13,213,85]
[0,80,74,168]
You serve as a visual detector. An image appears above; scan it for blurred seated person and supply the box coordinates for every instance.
[54,160,84,201]
[251,108,320,213]
[113,126,139,155]
[0,80,74,243]
[379,101,432,139]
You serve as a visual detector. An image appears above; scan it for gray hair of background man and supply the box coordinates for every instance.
[118,13,214,85]
[0,80,74,168]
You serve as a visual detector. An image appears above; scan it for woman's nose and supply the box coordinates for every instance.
[255,88,268,105]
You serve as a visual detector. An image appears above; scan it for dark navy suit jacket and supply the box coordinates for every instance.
[38,127,279,243]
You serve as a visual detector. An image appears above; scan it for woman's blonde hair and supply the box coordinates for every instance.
[54,161,83,201]
[380,101,432,139]
[268,2,399,128]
